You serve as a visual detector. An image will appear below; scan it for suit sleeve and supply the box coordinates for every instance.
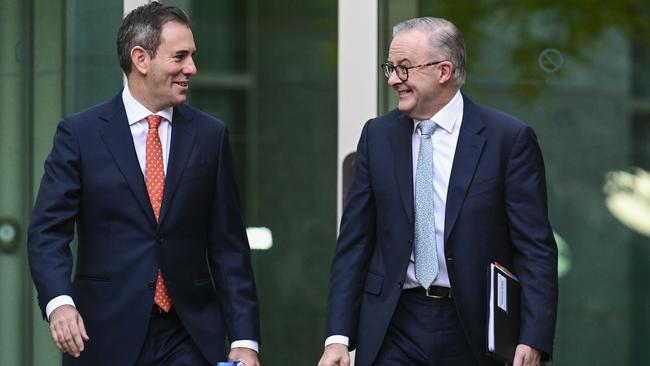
[326,121,377,349]
[504,126,558,359]
[207,126,261,343]
[28,119,81,316]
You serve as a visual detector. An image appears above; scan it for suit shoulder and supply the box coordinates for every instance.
[366,108,405,130]
[472,101,527,132]
[64,98,118,127]
[177,104,227,131]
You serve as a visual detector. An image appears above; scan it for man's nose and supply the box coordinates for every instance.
[184,57,197,75]
[387,69,402,87]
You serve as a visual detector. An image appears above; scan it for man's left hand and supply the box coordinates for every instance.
[512,344,541,366]
[229,347,260,366]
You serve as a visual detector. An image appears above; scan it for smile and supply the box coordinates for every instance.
[173,81,189,87]
[396,89,411,97]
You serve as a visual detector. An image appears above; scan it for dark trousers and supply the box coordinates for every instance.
[134,307,211,366]
[372,289,479,366]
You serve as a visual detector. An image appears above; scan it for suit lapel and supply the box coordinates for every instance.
[390,112,415,226]
[444,96,486,241]
[158,106,195,225]
[99,94,157,227]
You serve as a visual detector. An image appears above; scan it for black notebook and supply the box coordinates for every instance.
[487,262,521,363]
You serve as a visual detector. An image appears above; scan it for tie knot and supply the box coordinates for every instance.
[418,120,435,136]
[146,115,162,130]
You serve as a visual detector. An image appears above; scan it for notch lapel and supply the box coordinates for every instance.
[390,113,415,226]
[444,97,486,241]
[158,106,195,225]
[99,95,157,227]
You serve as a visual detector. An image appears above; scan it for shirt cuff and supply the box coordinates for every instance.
[325,335,349,347]
[45,295,75,320]
[231,340,259,353]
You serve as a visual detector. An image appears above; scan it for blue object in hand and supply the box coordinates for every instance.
[216,363,240,366]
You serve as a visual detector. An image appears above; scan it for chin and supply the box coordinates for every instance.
[398,101,414,114]
[172,96,187,106]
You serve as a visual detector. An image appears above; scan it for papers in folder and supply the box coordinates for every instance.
[487,262,521,363]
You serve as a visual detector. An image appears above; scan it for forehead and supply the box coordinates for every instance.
[158,21,195,51]
[388,30,432,63]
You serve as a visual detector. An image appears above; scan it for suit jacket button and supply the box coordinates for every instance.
[148,281,155,290]
[398,281,404,289]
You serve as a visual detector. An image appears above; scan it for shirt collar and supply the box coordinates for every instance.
[122,86,174,126]
[414,90,463,133]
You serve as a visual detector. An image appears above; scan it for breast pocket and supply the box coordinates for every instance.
[182,164,211,182]
[466,177,499,197]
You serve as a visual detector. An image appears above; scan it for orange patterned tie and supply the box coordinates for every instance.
[145,115,172,312]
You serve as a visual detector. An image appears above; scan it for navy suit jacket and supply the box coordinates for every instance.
[326,94,558,366]
[28,92,260,365]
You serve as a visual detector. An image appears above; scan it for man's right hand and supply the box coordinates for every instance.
[318,343,350,366]
[49,304,89,358]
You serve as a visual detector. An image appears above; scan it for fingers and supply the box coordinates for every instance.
[318,344,350,366]
[318,354,349,366]
[77,314,90,342]
[49,305,88,358]
[228,347,260,366]
[512,344,541,366]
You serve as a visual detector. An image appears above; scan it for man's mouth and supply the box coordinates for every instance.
[396,88,411,97]
[173,81,189,87]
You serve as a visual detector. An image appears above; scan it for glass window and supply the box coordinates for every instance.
[380,1,650,364]
[65,1,123,113]
[169,1,339,363]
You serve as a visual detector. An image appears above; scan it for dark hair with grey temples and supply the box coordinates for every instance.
[117,2,190,75]
[393,17,466,86]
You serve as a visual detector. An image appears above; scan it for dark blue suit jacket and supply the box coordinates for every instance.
[28,92,260,365]
[326,95,558,366]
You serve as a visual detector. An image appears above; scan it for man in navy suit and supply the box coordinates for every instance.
[319,17,557,366]
[28,3,260,365]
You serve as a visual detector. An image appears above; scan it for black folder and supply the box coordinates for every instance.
[487,262,521,363]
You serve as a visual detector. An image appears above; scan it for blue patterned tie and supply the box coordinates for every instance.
[415,120,438,288]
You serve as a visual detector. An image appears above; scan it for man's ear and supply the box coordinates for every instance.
[130,46,150,75]
[437,61,453,84]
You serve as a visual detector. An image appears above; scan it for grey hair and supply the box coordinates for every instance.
[393,17,466,86]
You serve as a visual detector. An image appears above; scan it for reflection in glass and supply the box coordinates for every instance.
[604,168,650,237]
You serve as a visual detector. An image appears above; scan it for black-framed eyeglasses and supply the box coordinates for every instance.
[380,60,445,81]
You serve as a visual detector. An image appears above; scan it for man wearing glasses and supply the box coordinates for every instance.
[319,17,557,366]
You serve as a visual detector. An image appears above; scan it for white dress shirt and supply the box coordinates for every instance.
[403,90,464,289]
[325,90,464,348]
[123,86,173,175]
[46,86,258,352]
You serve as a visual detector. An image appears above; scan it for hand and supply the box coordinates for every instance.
[49,304,89,358]
[512,344,541,366]
[229,347,260,366]
[318,343,350,366]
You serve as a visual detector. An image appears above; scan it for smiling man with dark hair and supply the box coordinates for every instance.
[28,3,260,365]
